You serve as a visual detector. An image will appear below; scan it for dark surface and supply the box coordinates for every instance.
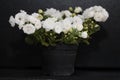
[0,0,120,79]
[0,68,120,80]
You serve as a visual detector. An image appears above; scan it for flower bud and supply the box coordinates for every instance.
[38,9,43,14]
[69,7,73,12]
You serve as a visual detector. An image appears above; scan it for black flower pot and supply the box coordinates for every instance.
[41,44,78,76]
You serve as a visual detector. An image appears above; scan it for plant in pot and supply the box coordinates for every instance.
[9,6,109,76]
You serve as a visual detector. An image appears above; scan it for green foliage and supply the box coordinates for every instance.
[25,18,100,47]
[83,18,100,35]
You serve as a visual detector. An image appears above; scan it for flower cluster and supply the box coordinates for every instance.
[9,6,109,46]
[83,6,109,22]
[9,10,41,34]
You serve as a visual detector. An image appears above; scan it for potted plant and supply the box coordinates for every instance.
[9,6,109,76]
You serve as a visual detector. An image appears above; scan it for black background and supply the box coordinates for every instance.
[0,0,120,69]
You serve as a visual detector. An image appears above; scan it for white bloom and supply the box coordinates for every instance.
[44,8,62,19]
[54,22,63,34]
[72,16,83,31]
[81,31,88,38]
[9,16,15,27]
[83,6,109,22]
[62,17,73,32]
[23,24,35,34]
[77,24,83,31]
[42,18,57,31]
[18,21,25,29]
[32,13,43,20]
[34,21,41,30]
[15,10,28,25]
[93,6,104,12]
[62,10,72,17]
[44,8,56,16]
[86,10,95,18]
[73,22,83,31]
[94,10,109,22]
[93,6,109,22]
[77,15,85,21]
[83,7,95,18]
[72,16,83,23]
[20,10,27,14]
[28,15,38,24]
[74,7,82,13]
[94,12,105,22]
[27,15,42,29]
[32,13,39,18]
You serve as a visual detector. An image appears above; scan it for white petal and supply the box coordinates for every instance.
[81,31,88,38]
[54,22,63,34]
[35,21,42,30]
[44,8,62,19]
[9,16,15,27]
[32,13,39,18]
[15,11,27,25]
[42,18,57,31]
[62,10,72,17]
[23,24,36,34]
[74,7,82,13]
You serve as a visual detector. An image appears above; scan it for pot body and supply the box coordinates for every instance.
[41,44,78,76]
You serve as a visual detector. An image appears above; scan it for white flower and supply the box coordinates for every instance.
[9,16,15,27]
[62,17,73,32]
[74,7,82,13]
[61,10,72,17]
[83,7,95,18]
[44,8,56,16]
[73,23,83,31]
[27,15,42,29]
[77,15,85,21]
[54,22,63,34]
[34,21,42,30]
[44,8,62,19]
[18,21,25,29]
[72,16,83,23]
[32,13,39,18]
[15,10,28,25]
[76,24,83,31]
[32,13,43,20]
[94,10,109,22]
[23,24,35,34]
[72,16,83,31]
[83,6,109,22]
[20,10,27,14]
[93,6,104,12]
[42,18,57,31]
[28,15,38,24]
[94,12,106,22]
[93,6,109,22]
[81,31,88,38]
